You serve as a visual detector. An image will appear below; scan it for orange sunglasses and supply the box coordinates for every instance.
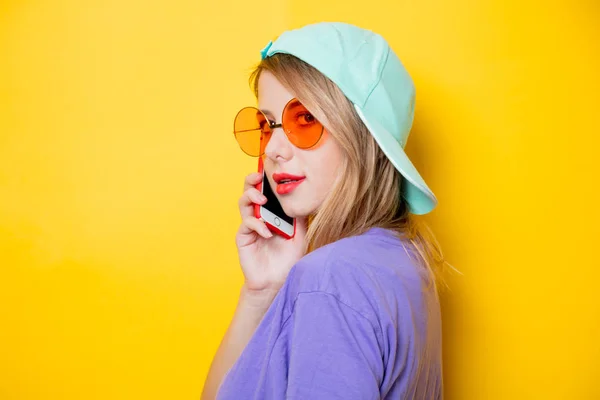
[233,98,324,157]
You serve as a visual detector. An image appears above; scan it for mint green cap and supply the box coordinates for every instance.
[260,22,437,215]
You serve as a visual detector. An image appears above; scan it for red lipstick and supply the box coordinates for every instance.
[273,172,306,195]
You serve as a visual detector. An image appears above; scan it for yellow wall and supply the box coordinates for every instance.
[1,0,598,399]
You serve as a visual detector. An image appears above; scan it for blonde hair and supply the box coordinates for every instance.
[250,54,454,293]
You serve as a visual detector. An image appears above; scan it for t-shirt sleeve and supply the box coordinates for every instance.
[281,291,383,400]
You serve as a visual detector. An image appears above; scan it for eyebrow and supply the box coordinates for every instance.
[260,100,303,119]
[285,101,303,111]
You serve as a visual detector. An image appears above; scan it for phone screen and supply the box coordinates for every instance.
[262,171,294,225]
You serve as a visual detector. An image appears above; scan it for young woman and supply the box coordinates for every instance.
[202,22,450,400]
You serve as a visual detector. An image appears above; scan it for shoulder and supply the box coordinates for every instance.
[281,227,428,323]
[287,227,422,291]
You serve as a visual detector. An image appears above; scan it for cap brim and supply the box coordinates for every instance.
[354,105,438,215]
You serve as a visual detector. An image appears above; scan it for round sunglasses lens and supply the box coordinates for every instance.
[282,100,324,149]
[234,107,271,156]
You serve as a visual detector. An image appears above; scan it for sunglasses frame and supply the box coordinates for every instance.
[233,97,325,157]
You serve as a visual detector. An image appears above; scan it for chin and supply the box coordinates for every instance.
[280,199,314,219]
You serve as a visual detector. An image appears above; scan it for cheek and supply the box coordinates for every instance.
[304,142,344,193]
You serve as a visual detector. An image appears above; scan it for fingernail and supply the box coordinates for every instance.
[260,195,267,202]
[264,229,273,237]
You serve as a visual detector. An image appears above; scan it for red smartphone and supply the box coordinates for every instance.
[254,158,296,239]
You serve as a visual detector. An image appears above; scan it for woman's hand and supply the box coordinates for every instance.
[235,172,308,300]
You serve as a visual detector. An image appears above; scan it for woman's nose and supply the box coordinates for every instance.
[264,126,293,161]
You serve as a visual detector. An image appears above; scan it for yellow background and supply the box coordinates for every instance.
[1,0,598,398]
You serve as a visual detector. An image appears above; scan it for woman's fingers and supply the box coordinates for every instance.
[238,187,267,218]
[238,216,273,241]
[236,171,272,246]
[238,172,266,218]
[244,172,262,191]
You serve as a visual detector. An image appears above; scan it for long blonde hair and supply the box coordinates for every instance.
[250,53,454,293]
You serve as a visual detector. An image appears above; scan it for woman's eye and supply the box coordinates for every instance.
[259,119,274,131]
[297,112,316,125]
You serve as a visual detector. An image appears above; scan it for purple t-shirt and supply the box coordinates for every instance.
[216,227,443,399]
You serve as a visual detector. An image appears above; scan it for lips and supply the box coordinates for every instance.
[273,172,306,195]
